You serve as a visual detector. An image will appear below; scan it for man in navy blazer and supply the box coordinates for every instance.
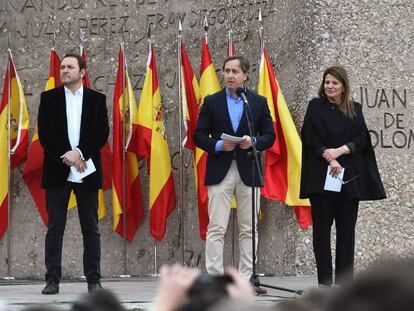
[38,53,109,295]
[194,56,275,294]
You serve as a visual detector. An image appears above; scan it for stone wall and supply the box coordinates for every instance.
[295,0,414,275]
[0,0,412,279]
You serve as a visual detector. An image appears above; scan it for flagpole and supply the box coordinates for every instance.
[227,15,236,268]
[52,31,56,52]
[177,19,185,266]
[256,8,265,278]
[48,18,57,52]
[228,28,234,56]
[79,29,83,55]
[153,241,159,276]
[203,16,209,45]
[5,41,14,279]
[228,9,234,57]
[259,9,264,58]
[145,28,160,277]
[120,35,129,277]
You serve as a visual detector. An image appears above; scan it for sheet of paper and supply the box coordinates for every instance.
[323,166,345,192]
[220,133,245,143]
[70,158,96,181]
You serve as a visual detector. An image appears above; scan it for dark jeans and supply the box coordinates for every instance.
[45,182,100,284]
[310,194,359,286]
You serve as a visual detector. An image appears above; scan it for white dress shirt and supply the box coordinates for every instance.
[65,85,84,183]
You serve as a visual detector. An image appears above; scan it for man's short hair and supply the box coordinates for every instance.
[62,53,86,71]
[222,56,250,74]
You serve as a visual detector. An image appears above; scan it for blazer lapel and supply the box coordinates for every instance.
[219,88,236,135]
[79,87,89,144]
[57,86,71,147]
[236,89,251,135]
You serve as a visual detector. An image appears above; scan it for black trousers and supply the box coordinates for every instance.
[45,182,100,284]
[310,194,359,286]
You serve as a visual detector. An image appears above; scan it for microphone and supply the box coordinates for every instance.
[236,86,248,105]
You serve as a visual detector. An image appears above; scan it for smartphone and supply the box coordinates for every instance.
[188,274,233,297]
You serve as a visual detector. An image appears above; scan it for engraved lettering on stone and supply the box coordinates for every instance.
[362,88,412,149]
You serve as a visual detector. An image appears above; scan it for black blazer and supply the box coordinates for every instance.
[194,88,276,187]
[300,97,386,200]
[38,86,109,189]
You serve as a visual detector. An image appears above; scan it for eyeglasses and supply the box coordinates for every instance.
[337,174,359,185]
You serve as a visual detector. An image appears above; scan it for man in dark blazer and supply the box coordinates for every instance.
[194,56,275,294]
[38,53,109,294]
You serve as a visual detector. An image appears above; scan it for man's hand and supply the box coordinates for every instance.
[225,266,254,301]
[322,147,345,163]
[60,149,81,166]
[153,264,200,311]
[329,159,343,177]
[74,160,88,173]
[238,135,252,149]
[222,140,238,151]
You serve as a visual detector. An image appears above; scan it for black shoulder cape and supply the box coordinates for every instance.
[300,97,386,201]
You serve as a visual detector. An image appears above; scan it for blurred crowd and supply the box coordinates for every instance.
[1,257,414,311]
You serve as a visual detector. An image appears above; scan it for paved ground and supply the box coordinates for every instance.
[0,276,317,310]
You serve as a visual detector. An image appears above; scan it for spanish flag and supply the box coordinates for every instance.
[137,43,176,241]
[0,50,30,239]
[81,45,111,220]
[196,36,222,239]
[258,47,312,228]
[112,45,144,241]
[23,50,61,225]
[180,42,208,240]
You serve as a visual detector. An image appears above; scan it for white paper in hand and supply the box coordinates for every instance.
[70,159,96,182]
[220,133,244,143]
[324,166,345,192]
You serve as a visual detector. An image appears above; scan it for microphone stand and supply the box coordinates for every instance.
[240,91,303,296]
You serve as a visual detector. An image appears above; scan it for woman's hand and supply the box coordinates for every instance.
[329,159,343,177]
[322,147,345,162]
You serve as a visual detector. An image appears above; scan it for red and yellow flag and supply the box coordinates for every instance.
[258,48,312,229]
[181,42,200,152]
[196,36,222,239]
[180,42,207,240]
[0,51,30,239]
[0,58,10,239]
[8,54,29,169]
[137,43,176,241]
[23,50,61,225]
[112,45,144,241]
[81,45,112,220]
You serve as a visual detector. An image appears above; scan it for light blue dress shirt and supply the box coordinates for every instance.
[215,88,244,152]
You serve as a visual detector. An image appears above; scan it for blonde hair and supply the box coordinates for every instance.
[318,66,355,118]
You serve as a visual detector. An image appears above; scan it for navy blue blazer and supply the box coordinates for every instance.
[194,88,276,187]
[38,86,109,189]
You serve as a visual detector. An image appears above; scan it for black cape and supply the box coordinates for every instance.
[300,97,386,201]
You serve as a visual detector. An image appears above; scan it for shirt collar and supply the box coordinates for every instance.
[64,84,84,97]
[225,87,241,100]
